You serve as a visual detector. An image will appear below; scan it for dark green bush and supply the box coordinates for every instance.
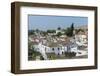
[40,55,44,60]
[65,52,76,58]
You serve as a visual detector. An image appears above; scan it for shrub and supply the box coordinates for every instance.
[40,55,44,60]
[65,52,76,58]
[31,50,43,60]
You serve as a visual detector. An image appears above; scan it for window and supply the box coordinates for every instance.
[62,52,64,54]
[52,48,54,51]
[58,48,60,50]
[45,48,46,51]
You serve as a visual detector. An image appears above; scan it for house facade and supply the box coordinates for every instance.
[32,38,78,57]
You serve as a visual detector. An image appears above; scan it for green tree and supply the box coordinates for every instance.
[71,23,74,31]
[56,32,62,37]
[65,28,72,37]
[64,23,74,37]
[70,23,74,36]
[47,30,56,33]
[75,29,84,34]
[36,29,39,33]
[28,30,35,35]
[57,27,61,30]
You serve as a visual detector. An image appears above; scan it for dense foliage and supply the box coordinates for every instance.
[65,52,76,58]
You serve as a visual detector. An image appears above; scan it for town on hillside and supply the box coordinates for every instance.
[28,23,88,60]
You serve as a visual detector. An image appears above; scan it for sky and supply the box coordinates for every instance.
[28,15,88,31]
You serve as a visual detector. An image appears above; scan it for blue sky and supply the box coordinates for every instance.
[28,15,88,31]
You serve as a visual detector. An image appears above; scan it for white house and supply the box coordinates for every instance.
[33,39,78,56]
[56,30,64,34]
